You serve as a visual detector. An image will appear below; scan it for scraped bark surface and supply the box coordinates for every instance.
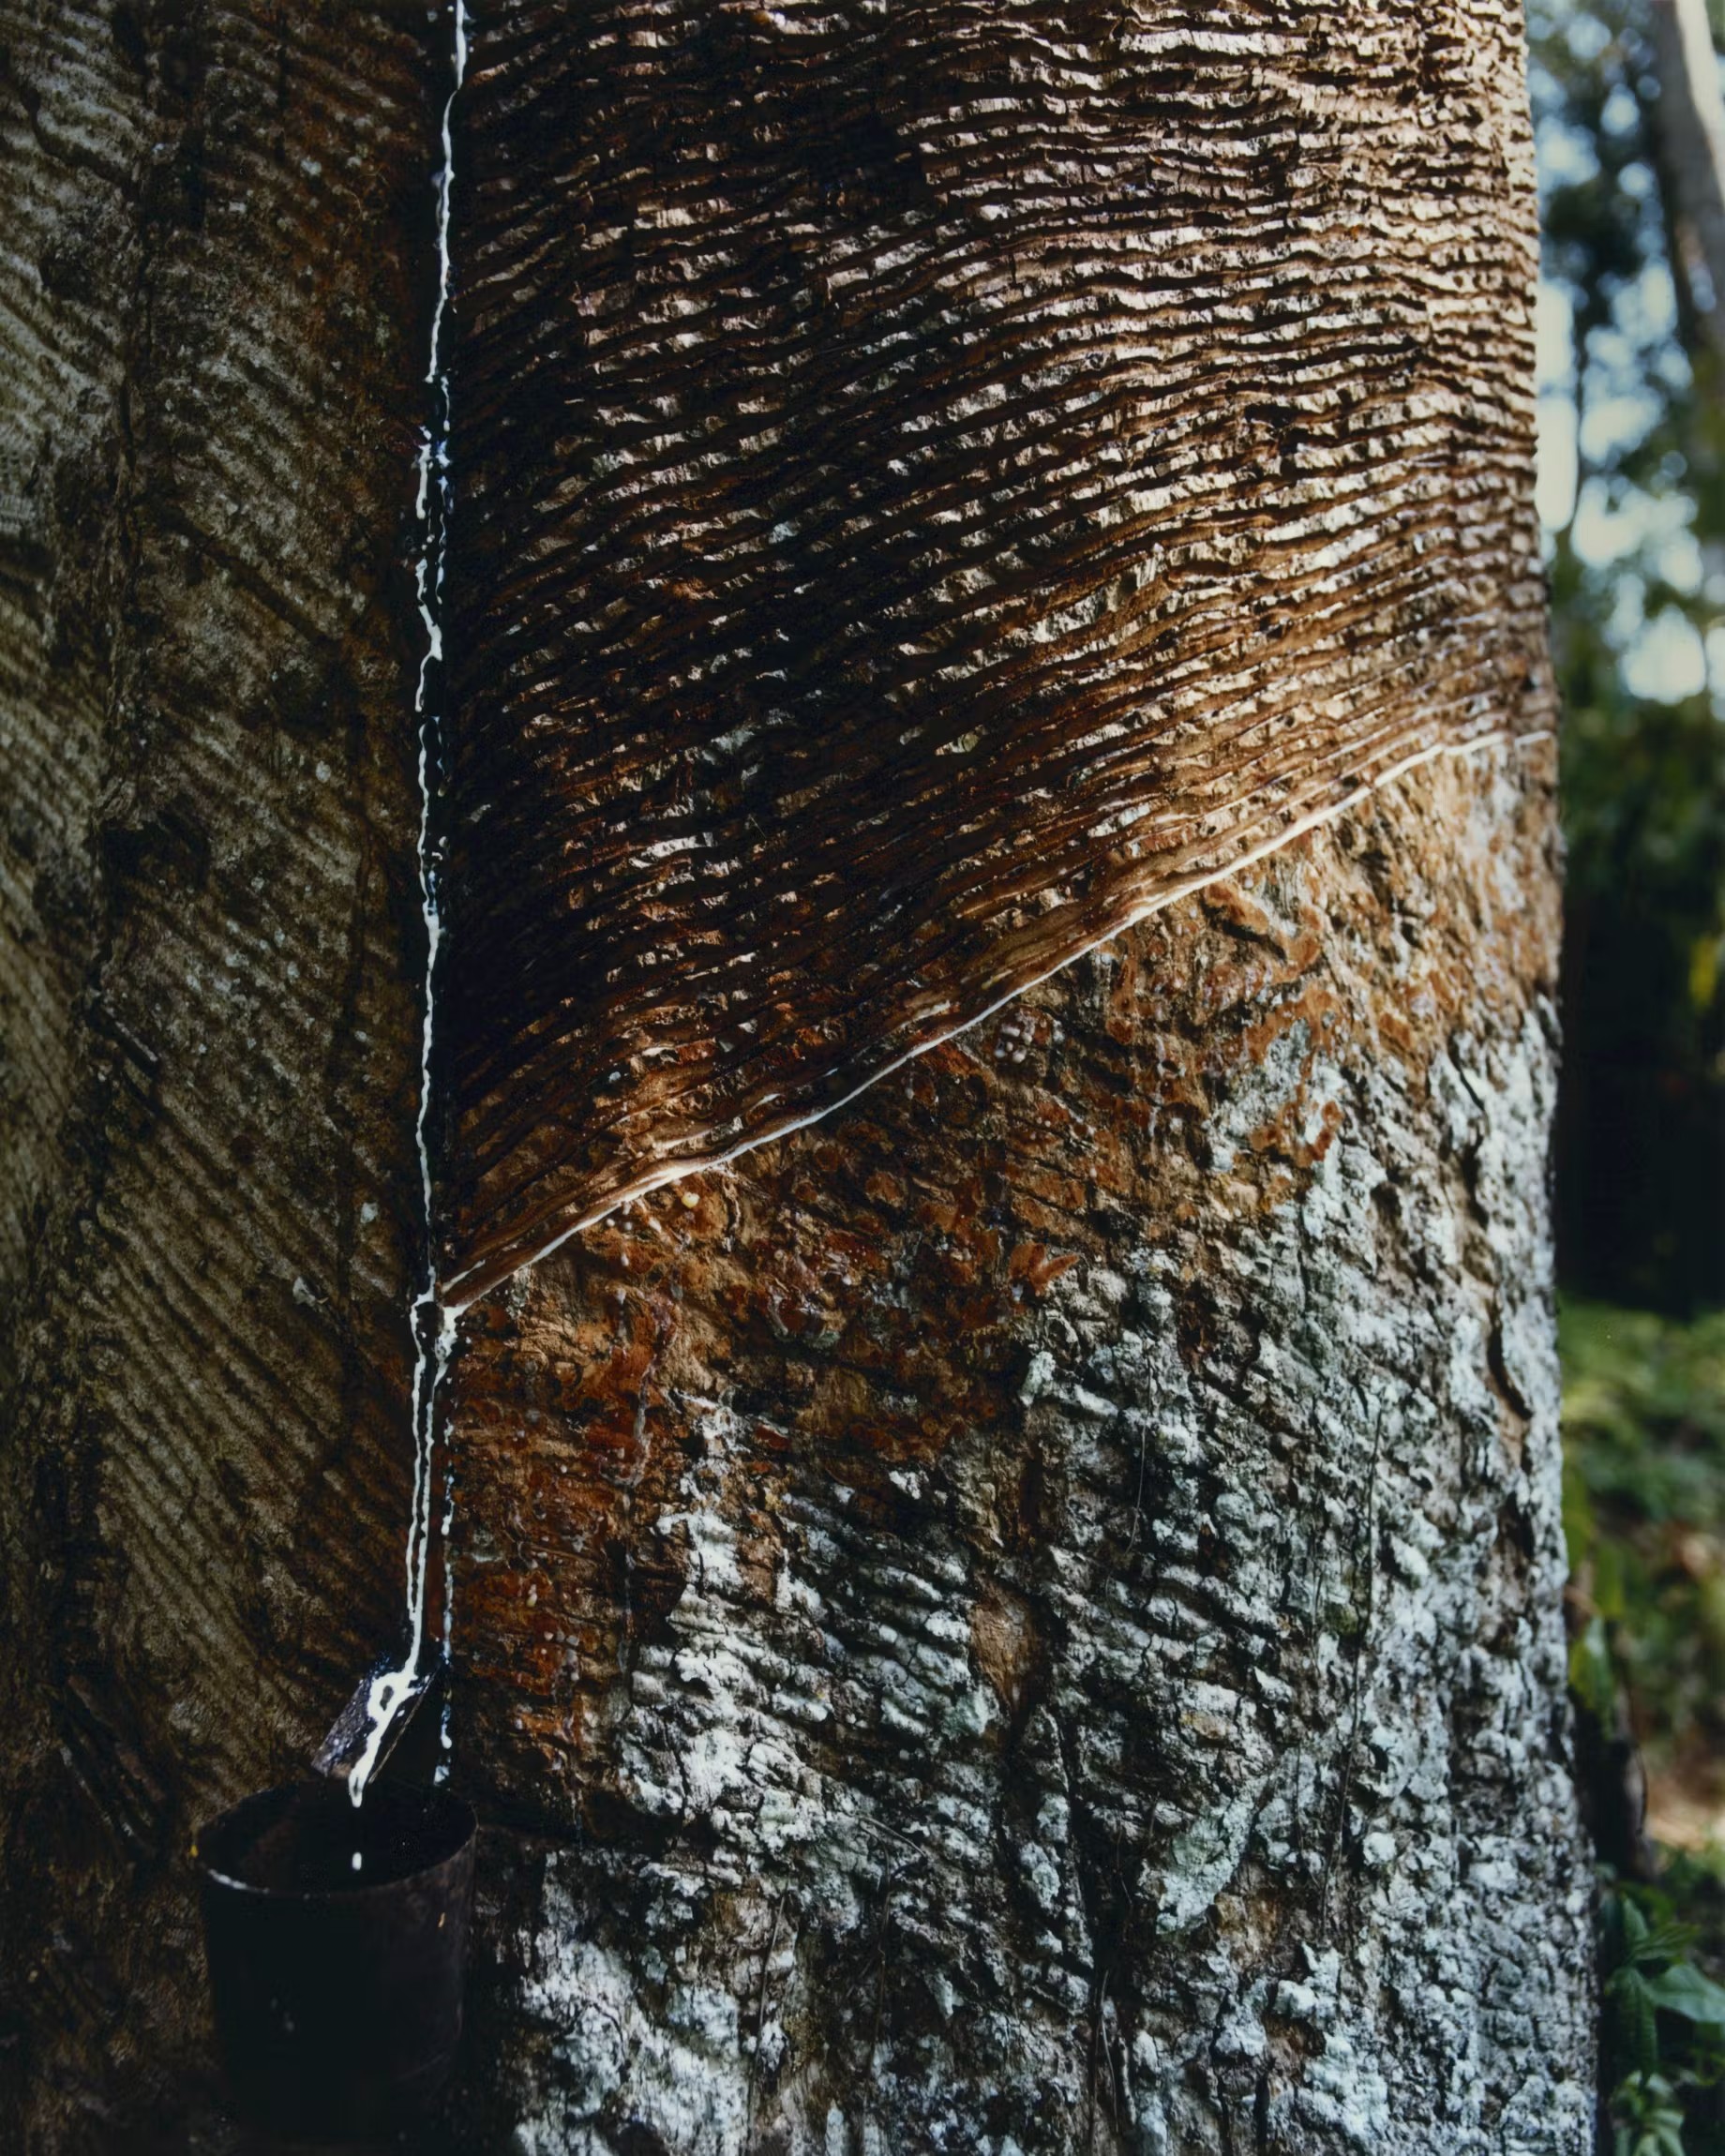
[438,0,1554,1303]
[0,6,430,2144]
[442,744,1593,2153]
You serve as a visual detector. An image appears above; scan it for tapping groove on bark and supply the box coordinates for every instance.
[0,5,433,2137]
[438,0,1552,1305]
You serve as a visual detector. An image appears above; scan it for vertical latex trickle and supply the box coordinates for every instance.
[350,0,468,1807]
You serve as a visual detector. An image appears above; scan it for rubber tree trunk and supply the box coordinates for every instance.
[0,3,1594,2151]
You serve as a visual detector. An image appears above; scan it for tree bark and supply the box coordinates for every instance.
[435,0,1556,1300]
[444,741,1594,2152]
[0,3,1594,2151]
[0,4,433,2141]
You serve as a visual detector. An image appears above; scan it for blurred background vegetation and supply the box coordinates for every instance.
[1531,0,1725,2140]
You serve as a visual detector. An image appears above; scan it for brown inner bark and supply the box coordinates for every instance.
[436,0,1552,1304]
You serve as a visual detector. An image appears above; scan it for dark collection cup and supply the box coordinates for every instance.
[196,1777,476,2140]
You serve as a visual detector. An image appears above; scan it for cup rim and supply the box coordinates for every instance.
[195,1777,476,1905]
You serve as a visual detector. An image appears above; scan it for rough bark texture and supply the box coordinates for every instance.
[0,6,432,2144]
[0,4,1594,2152]
[440,741,1594,2153]
[437,0,1554,1303]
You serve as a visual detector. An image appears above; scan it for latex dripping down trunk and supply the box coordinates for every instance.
[347,0,468,1804]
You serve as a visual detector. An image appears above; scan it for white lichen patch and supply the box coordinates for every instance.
[508,1878,750,2156]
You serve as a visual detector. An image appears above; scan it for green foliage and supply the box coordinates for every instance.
[1530,0,1725,1310]
[1613,2070,1691,2156]
[1559,600,1725,957]
[1564,1302,1725,1774]
[1538,0,1725,2140]
[1530,0,1659,348]
[1566,1305,1725,2149]
[1600,1870,1725,2151]
[1564,1304,1725,1524]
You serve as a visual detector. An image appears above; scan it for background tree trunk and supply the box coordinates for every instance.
[0,3,1594,2151]
[1651,0,1725,351]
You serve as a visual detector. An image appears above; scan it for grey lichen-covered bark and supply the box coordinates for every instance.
[443,744,1593,2152]
[0,3,1593,2151]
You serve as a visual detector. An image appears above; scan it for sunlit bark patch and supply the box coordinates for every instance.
[439,0,1551,1304]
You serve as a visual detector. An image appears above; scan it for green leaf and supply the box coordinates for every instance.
[1570,1613,1619,1723]
[1643,1960,1725,2029]
[1612,2070,1689,2156]
[1633,1979,1661,2079]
